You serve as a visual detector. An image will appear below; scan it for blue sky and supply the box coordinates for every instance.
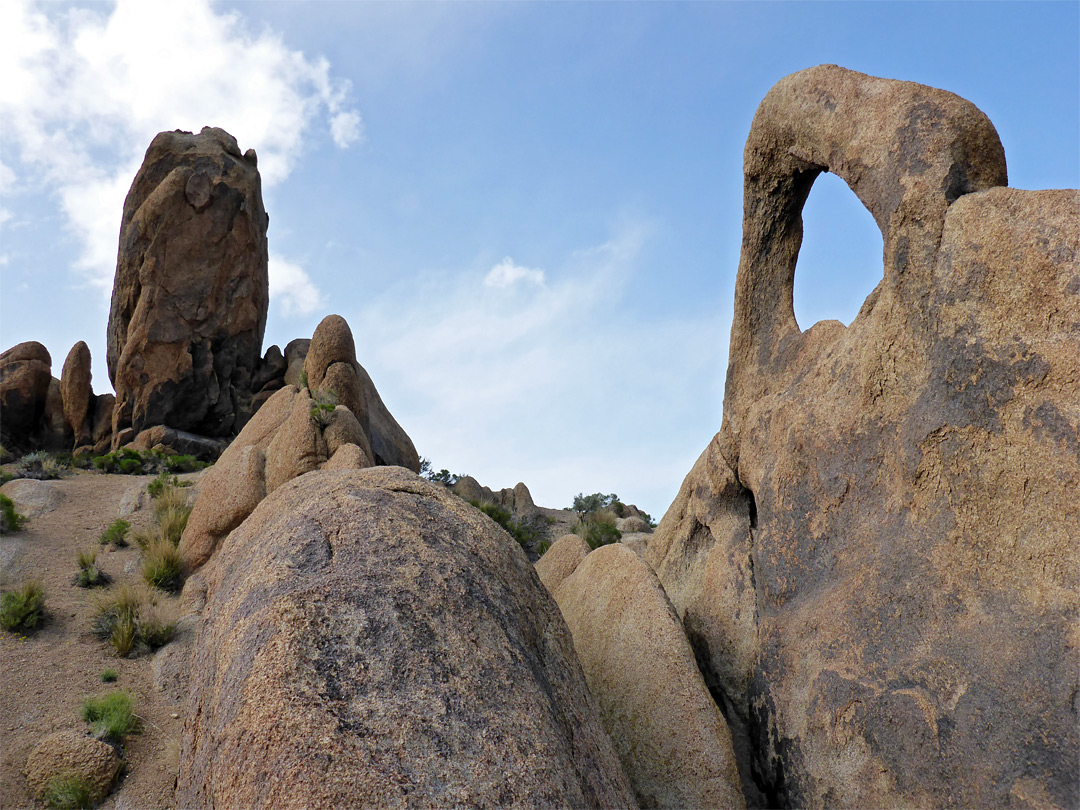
[2,1,1077,517]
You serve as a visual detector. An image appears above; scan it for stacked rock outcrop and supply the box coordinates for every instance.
[176,468,636,809]
[179,314,420,569]
[107,126,269,443]
[645,65,1079,809]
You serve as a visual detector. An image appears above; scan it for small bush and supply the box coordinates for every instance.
[91,583,174,656]
[0,580,46,632]
[91,448,206,476]
[73,548,110,589]
[98,519,131,547]
[81,690,138,742]
[15,451,68,481]
[537,539,552,556]
[298,369,309,390]
[0,493,28,533]
[141,537,184,592]
[0,443,13,463]
[310,389,338,428]
[576,512,622,550]
[147,471,191,499]
[468,499,538,550]
[100,669,118,683]
[40,774,92,809]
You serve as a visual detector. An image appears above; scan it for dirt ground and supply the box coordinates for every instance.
[0,469,200,810]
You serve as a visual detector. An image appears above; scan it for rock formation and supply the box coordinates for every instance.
[303,314,420,471]
[451,475,538,517]
[60,342,93,448]
[107,126,269,442]
[0,342,53,451]
[543,541,746,809]
[645,65,1079,809]
[176,468,636,809]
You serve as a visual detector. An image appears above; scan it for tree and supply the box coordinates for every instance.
[570,492,619,523]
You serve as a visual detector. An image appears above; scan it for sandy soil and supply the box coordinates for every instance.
[0,469,199,810]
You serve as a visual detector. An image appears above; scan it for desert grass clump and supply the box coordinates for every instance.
[0,493,28,533]
[40,774,93,809]
[81,690,138,742]
[0,579,46,632]
[73,548,110,588]
[98,519,130,547]
[141,537,184,593]
[91,582,175,656]
[100,668,118,683]
[155,502,191,547]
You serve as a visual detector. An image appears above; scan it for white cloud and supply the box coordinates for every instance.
[0,0,360,294]
[348,224,726,517]
[330,111,364,149]
[484,257,546,288]
[269,254,325,318]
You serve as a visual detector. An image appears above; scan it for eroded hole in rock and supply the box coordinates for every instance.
[793,171,883,330]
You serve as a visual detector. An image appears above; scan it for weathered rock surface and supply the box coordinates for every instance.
[616,515,650,533]
[549,544,745,810]
[0,479,64,518]
[646,65,1079,809]
[303,315,420,471]
[0,341,52,450]
[535,533,591,595]
[107,126,269,441]
[24,730,120,805]
[60,341,93,446]
[176,468,636,809]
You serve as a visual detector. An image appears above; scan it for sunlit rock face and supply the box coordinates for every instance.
[646,64,1079,810]
[108,126,269,441]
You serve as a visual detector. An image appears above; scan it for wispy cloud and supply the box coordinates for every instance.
[269,254,325,319]
[348,223,726,517]
[0,0,358,317]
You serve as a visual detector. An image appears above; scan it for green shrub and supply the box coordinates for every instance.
[576,512,622,550]
[100,669,118,683]
[0,493,28,533]
[91,448,206,476]
[537,539,552,556]
[15,451,68,481]
[570,492,621,523]
[0,580,46,632]
[147,471,191,499]
[98,519,131,547]
[298,369,309,390]
[73,548,110,588]
[0,443,13,463]
[81,690,138,742]
[468,499,539,550]
[40,774,92,809]
[141,537,184,592]
[310,389,337,428]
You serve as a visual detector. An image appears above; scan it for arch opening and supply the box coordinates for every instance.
[792,171,884,331]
